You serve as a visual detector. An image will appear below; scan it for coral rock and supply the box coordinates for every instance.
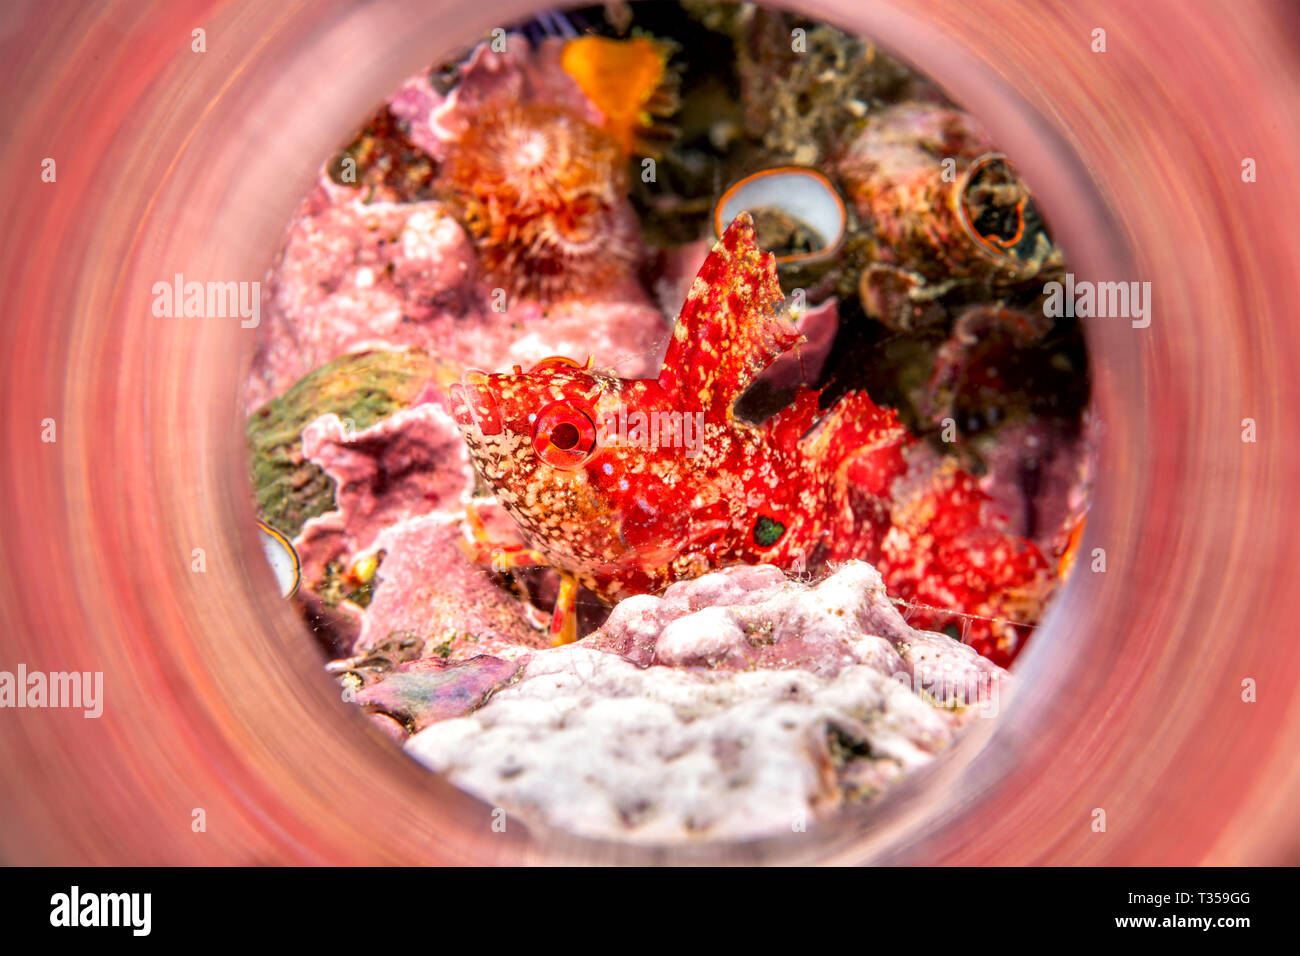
[585,561,1002,700]
[407,560,1006,843]
[246,348,445,537]
[353,513,548,662]
[244,193,480,407]
[295,403,473,587]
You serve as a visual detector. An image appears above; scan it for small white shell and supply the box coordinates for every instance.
[714,167,847,264]
[257,521,301,598]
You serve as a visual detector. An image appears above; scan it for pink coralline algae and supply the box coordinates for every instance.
[291,402,548,660]
[295,403,472,586]
[405,561,1008,843]
[353,513,548,661]
[244,181,666,409]
[246,187,473,409]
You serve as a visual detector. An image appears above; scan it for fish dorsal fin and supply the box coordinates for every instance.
[657,213,802,415]
[763,386,824,452]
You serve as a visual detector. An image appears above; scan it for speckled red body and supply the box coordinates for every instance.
[878,460,1053,665]
[451,213,1051,664]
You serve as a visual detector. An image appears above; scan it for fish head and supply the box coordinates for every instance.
[450,357,616,477]
[449,358,636,564]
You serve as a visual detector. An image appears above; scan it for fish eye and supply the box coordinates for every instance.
[532,401,598,469]
[549,421,581,450]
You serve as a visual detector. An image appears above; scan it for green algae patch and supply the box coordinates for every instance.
[246,349,454,537]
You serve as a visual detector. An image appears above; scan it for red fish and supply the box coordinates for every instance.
[450,213,1050,661]
[878,461,1053,666]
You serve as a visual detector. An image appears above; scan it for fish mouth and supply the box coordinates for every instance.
[449,370,503,436]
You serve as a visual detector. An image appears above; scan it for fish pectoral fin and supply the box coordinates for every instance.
[656,212,802,414]
[548,573,581,646]
[460,503,547,571]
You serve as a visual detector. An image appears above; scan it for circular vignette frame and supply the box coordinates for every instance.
[1,0,1298,864]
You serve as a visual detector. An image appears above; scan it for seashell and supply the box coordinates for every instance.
[956,152,1060,274]
[713,167,847,264]
[836,106,1061,283]
[257,520,301,598]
